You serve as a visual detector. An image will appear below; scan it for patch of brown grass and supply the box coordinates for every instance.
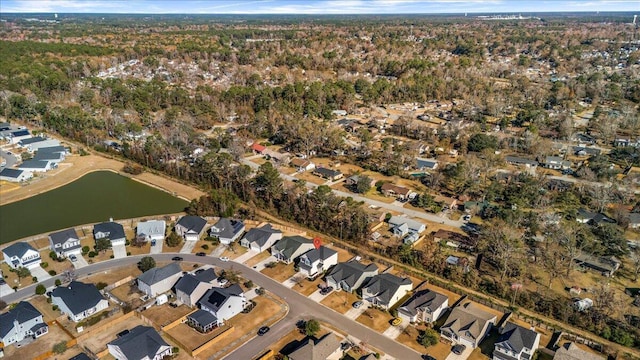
[320,291,360,314]
[261,262,297,282]
[356,307,394,333]
[395,325,427,353]
[143,304,194,328]
[245,250,272,267]
[293,276,325,296]
[30,295,61,322]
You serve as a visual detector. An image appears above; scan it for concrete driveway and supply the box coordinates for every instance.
[71,255,89,269]
[444,344,473,360]
[308,288,328,302]
[179,240,197,254]
[150,240,163,254]
[282,272,304,288]
[112,243,127,259]
[382,319,407,339]
[233,249,259,264]
[344,301,368,320]
[30,267,52,281]
[0,283,14,297]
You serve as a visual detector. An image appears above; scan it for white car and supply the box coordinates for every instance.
[218,278,229,286]
[462,214,472,222]
[219,256,230,262]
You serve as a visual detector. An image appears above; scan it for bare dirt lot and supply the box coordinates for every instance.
[261,262,297,282]
[2,321,73,359]
[143,303,194,328]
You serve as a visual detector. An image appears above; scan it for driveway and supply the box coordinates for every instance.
[0,149,18,168]
[179,240,197,254]
[112,243,127,259]
[233,249,259,264]
[0,283,14,297]
[344,302,368,320]
[444,344,474,360]
[382,320,407,339]
[308,288,327,302]
[71,255,89,269]
[282,272,303,288]
[150,240,163,254]
[30,267,52,281]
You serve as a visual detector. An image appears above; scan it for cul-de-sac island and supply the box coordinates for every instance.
[1,2,640,360]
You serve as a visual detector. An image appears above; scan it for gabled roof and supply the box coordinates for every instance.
[388,216,425,232]
[362,273,412,305]
[10,129,29,137]
[0,301,43,338]
[51,281,104,315]
[18,136,46,145]
[291,158,311,167]
[175,274,204,295]
[176,215,207,234]
[553,342,605,360]
[300,246,337,264]
[2,242,37,259]
[198,284,243,312]
[209,218,244,239]
[37,145,67,154]
[399,289,449,317]
[271,236,314,259]
[576,209,615,224]
[381,183,412,196]
[251,143,267,152]
[33,151,64,161]
[496,323,539,354]
[289,332,341,360]
[242,224,282,247]
[137,263,182,286]
[18,160,50,169]
[194,268,218,283]
[505,156,538,166]
[49,228,79,245]
[314,167,342,178]
[137,220,166,237]
[0,168,25,178]
[442,302,496,341]
[327,261,378,288]
[93,221,126,240]
[188,309,217,327]
[109,325,169,360]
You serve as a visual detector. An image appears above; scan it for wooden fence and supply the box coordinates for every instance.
[191,326,235,357]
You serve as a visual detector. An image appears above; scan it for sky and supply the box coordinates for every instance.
[1,0,639,14]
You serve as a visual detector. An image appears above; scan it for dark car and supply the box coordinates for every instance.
[452,344,466,355]
[196,252,206,256]
[258,326,270,336]
[320,286,334,295]
[171,256,183,261]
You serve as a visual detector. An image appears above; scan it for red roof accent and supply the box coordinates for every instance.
[251,143,267,153]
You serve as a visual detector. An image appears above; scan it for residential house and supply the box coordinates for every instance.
[51,281,109,322]
[209,218,245,245]
[2,242,41,269]
[33,150,65,163]
[493,322,541,360]
[380,183,414,200]
[48,228,81,258]
[288,332,342,360]
[186,309,218,333]
[251,143,267,154]
[298,246,338,279]
[17,136,46,148]
[388,216,426,240]
[240,224,283,252]
[8,129,30,144]
[18,160,55,172]
[197,284,247,326]
[434,195,458,210]
[25,139,61,153]
[175,270,216,307]
[573,298,594,311]
[361,273,412,309]
[107,325,172,360]
[628,213,640,229]
[573,133,596,145]
[576,209,615,225]
[544,156,572,170]
[93,221,126,246]
[325,261,378,293]
[175,215,208,241]
[574,254,621,277]
[505,156,538,167]
[36,145,68,156]
[136,220,166,242]
[69,353,92,360]
[573,146,601,157]
[264,149,291,164]
[0,168,32,182]
[0,301,48,346]
[137,263,183,297]
[416,158,439,171]
[398,289,449,324]
[433,230,478,252]
[313,167,343,181]
[346,174,375,188]
[440,302,497,349]
[271,236,315,264]
[553,342,605,360]
[291,158,315,172]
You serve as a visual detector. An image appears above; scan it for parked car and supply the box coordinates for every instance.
[69,254,77,262]
[462,214,472,222]
[320,286,333,295]
[196,252,206,256]
[452,344,466,355]
[171,256,183,261]
[258,326,270,336]
[219,256,230,262]
[352,301,364,309]
[391,317,402,326]
[218,278,229,286]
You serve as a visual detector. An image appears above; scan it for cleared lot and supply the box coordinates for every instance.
[1,322,72,359]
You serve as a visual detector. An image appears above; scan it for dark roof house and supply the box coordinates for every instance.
[326,261,379,293]
[288,332,342,360]
[108,325,172,360]
[493,322,540,360]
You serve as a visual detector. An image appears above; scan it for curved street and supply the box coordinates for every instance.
[1,253,423,360]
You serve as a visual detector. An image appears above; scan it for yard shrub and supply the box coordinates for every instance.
[88,251,97,258]
[244,280,254,288]
[52,305,59,311]
[110,255,114,258]
[52,341,67,354]
[32,277,38,282]
[126,252,131,256]
[418,328,439,347]
[82,246,90,254]
[49,251,58,261]
[55,279,62,286]
[96,282,108,290]
[48,270,57,275]
[202,244,209,250]
[40,262,49,268]
[35,284,46,295]
[172,347,180,354]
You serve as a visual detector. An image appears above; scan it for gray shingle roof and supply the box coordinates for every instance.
[188,309,217,327]
[553,342,605,360]
[37,145,67,154]
[0,168,25,178]
[176,215,207,234]
[289,332,341,360]
[33,151,63,161]
[2,242,37,259]
[108,325,169,360]
[496,322,539,354]
[49,228,79,246]
[93,221,125,241]
[68,353,92,360]
[198,284,243,312]
[18,160,50,169]
[209,218,244,239]
[194,268,217,283]
[314,167,342,178]
[175,274,202,295]
[300,246,337,264]
[362,273,412,306]
[18,136,46,145]
[398,289,448,318]
[242,224,282,247]
[137,263,182,286]
[0,301,43,338]
[51,281,104,315]
[441,302,496,341]
[327,261,378,289]
[271,236,313,260]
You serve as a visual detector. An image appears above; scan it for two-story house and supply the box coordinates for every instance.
[493,322,540,360]
[361,273,412,310]
[175,215,208,241]
[137,263,183,297]
[174,269,217,307]
[93,221,126,246]
[440,302,496,349]
[0,301,48,346]
[288,332,342,360]
[108,325,172,360]
[2,242,41,269]
[51,281,109,322]
[208,218,245,245]
[398,289,449,324]
[192,284,247,328]
[48,228,81,259]
[298,246,338,279]
[325,261,378,293]
[240,224,283,252]
[271,236,315,264]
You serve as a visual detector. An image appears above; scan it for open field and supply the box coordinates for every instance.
[261,262,297,282]
[320,291,360,314]
[143,303,194,328]
[356,307,394,333]
[1,321,73,359]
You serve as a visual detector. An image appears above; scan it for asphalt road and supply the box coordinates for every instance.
[1,253,423,360]
[0,149,18,168]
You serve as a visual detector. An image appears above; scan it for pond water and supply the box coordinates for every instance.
[0,171,188,243]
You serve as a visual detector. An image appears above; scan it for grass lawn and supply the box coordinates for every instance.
[469,329,501,360]
[28,236,50,250]
[143,303,194,328]
[320,291,360,314]
[221,244,248,259]
[356,307,394,333]
[39,250,75,275]
[191,240,211,254]
[295,171,327,185]
[395,324,428,353]
[111,282,142,303]
[293,276,325,296]
[30,295,62,322]
[1,321,73,359]
[127,242,151,256]
[0,262,35,289]
[167,322,230,351]
[245,250,271,267]
[261,262,297,282]
[84,264,142,285]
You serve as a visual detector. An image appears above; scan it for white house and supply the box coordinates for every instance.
[398,289,449,324]
[48,228,81,258]
[8,129,31,144]
[290,158,316,172]
[493,323,540,360]
[137,262,182,297]
[209,218,245,245]
[440,302,496,349]
[18,160,55,172]
[175,215,208,241]
[197,284,247,326]
[361,273,412,309]
[136,220,166,242]
[108,325,172,360]
[298,246,338,279]
[2,242,41,269]
[0,301,48,347]
[26,139,61,152]
[388,216,426,234]
[240,224,282,252]
[174,270,216,307]
[0,168,33,182]
[51,281,109,322]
